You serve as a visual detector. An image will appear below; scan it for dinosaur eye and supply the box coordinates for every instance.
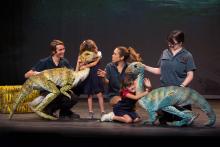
[134,65,137,68]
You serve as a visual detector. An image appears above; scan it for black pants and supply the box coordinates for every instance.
[42,89,79,116]
[43,82,85,116]
[158,105,192,124]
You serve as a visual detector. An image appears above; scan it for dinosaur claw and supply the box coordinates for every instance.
[66,94,71,99]
[61,92,71,99]
[8,107,16,120]
[68,90,73,94]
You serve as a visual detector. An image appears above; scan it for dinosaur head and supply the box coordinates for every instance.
[125,62,145,76]
[79,51,97,64]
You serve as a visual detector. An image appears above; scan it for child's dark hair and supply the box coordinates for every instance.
[121,75,135,89]
[79,39,97,55]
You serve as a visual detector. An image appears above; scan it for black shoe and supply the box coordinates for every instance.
[68,112,80,119]
[159,119,168,126]
[158,114,170,126]
[59,112,80,120]
[43,108,56,117]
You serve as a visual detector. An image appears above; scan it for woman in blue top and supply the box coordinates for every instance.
[97,46,142,107]
[144,30,196,124]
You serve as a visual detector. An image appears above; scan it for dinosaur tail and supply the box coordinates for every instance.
[9,79,33,120]
[191,90,216,127]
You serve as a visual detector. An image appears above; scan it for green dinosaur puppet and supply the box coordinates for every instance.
[9,51,97,120]
[125,62,216,127]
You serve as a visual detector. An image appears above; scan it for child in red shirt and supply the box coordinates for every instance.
[101,76,151,123]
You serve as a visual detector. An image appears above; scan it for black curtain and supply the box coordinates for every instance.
[1,0,220,94]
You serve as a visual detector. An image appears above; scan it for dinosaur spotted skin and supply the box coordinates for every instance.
[126,62,216,127]
[9,51,97,120]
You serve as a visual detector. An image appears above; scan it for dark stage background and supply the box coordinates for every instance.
[1,0,220,95]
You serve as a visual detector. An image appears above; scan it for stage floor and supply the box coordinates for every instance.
[1,99,220,145]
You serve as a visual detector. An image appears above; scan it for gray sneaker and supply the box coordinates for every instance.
[89,112,94,119]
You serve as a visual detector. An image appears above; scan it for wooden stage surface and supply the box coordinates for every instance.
[1,99,220,145]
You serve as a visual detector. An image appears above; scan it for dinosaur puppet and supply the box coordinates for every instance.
[125,62,216,127]
[9,51,97,120]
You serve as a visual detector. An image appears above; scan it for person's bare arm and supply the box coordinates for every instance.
[126,90,150,100]
[144,64,161,75]
[97,69,109,84]
[75,57,81,71]
[24,70,40,78]
[180,71,194,87]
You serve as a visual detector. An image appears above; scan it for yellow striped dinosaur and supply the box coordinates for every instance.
[9,51,97,120]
